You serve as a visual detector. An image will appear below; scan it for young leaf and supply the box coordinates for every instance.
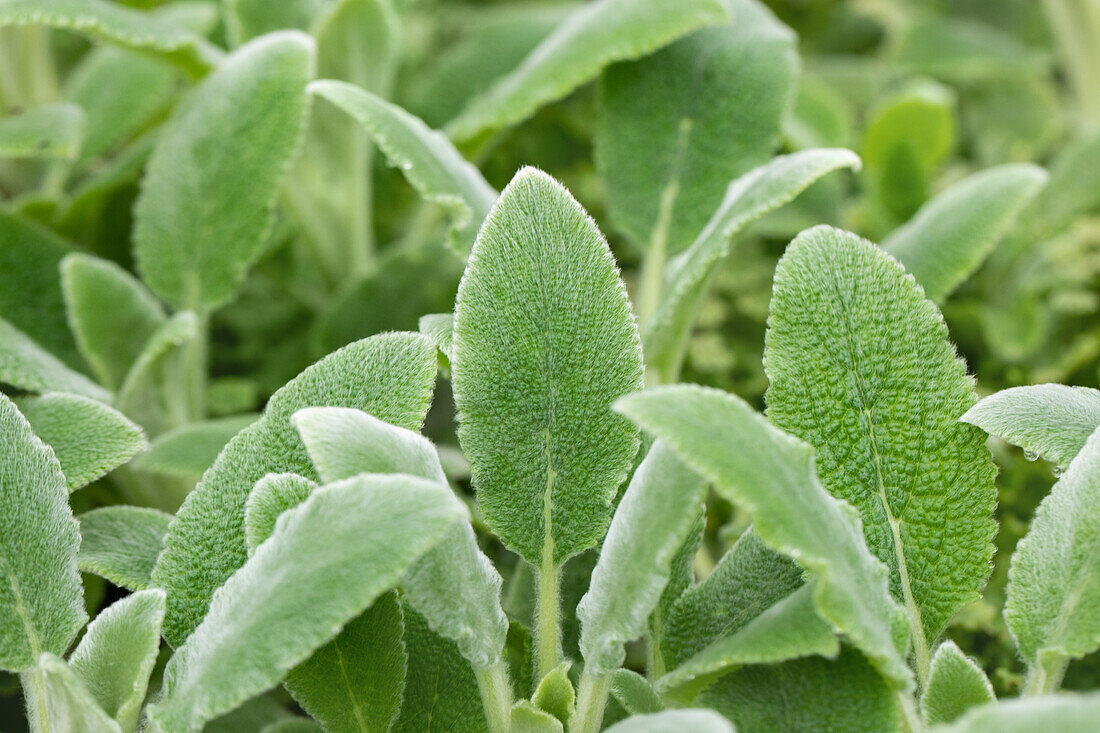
[883,163,1048,303]
[133,414,259,480]
[0,102,85,160]
[932,693,1100,732]
[60,253,166,392]
[77,506,173,591]
[577,441,707,675]
[1028,128,1100,237]
[533,661,574,726]
[596,0,796,255]
[922,641,995,725]
[69,589,166,732]
[764,225,996,662]
[309,79,497,254]
[610,669,662,715]
[511,700,564,733]
[16,393,147,491]
[224,0,326,42]
[31,653,120,733]
[0,393,86,672]
[451,166,644,566]
[116,312,202,435]
[244,473,317,553]
[643,148,860,382]
[419,312,455,362]
[446,0,729,142]
[616,385,912,690]
[134,31,315,311]
[147,473,466,733]
[152,332,437,645]
[0,316,110,402]
[961,384,1100,468]
[603,709,734,733]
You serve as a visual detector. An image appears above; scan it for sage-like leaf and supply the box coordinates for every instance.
[0,101,84,159]
[603,709,733,733]
[0,316,110,402]
[419,313,455,362]
[244,473,317,553]
[511,700,563,733]
[922,640,995,725]
[115,312,201,435]
[224,0,326,42]
[610,670,661,715]
[133,414,259,480]
[77,506,172,591]
[31,653,120,733]
[932,693,1100,733]
[532,661,574,726]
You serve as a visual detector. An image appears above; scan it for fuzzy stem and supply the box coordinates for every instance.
[21,667,49,733]
[535,550,560,682]
[571,671,612,733]
[474,661,513,733]
[1024,655,1069,696]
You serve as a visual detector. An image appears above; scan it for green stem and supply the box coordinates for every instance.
[897,690,923,733]
[474,661,513,733]
[1024,655,1069,696]
[536,550,560,682]
[645,615,666,683]
[21,667,50,733]
[571,671,612,733]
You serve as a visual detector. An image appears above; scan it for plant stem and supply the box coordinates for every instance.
[1024,655,1069,696]
[474,661,513,733]
[897,690,923,733]
[572,670,612,733]
[536,549,560,682]
[21,667,49,733]
[645,616,666,682]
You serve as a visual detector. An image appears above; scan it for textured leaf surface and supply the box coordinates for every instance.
[511,700,563,732]
[616,385,911,690]
[224,0,326,41]
[961,384,1100,468]
[644,148,860,381]
[452,167,644,565]
[0,393,85,672]
[603,709,734,733]
[883,163,1048,303]
[17,393,146,491]
[69,589,165,732]
[0,316,109,402]
[134,415,259,480]
[77,506,172,591]
[533,661,574,726]
[33,653,120,733]
[765,225,996,647]
[596,0,796,254]
[0,102,84,159]
[610,669,662,715]
[152,332,436,645]
[244,473,317,553]
[419,312,455,362]
[932,693,1100,733]
[446,0,728,141]
[921,641,994,725]
[147,474,465,733]
[134,31,315,310]
[116,312,201,436]
[309,79,497,253]
[577,441,706,675]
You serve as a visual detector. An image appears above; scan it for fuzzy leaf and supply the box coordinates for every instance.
[244,473,317,553]
[512,701,563,732]
[116,312,201,436]
[147,473,465,733]
[60,253,166,392]
[0,316,109,402]
[419,312,455,362]
[16,393,146,491]
[764,225,996,647]
[644,148,860,381]
[446,0,728,142]
[883,163,1048,303]
[577,441,707,675]
[596,0,796,255]
[961,384,1100,468]
[603,710,733,733]
[616,385,912,690]
[309,79,497,253]
[610,669,662,715]
[0,102,84,160]
[533,661,574,726]
[0,393,85,672]
[153,332,437,646]
[69,589,166,732]
[932,693,1100,733]
[134,31,315,311]
[224,0,326,41]
[1028,129,1100,236]
[921,640,995,725]
[452,167,644,566]
[77,506,172,591]
[32,653,120,733]
[133,414,259,480]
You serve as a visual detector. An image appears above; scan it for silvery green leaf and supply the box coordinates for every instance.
[133,414,259,480]
[577,441,707,675]
[153,332,437,646]
[610,669,661,715]
[532,661,573,727]
[0,393,85,672]
[451,167,644,566]
[961,384,1100,468]
[616,385,912,691]
[224,0,327,42]
[29,653,120,733]
[244,473,317,554]
[603,709,733,733]
[921,641,995,725]
[643,148,860,382]
[16,392,147,491]
[446,0,728,142]
[69,589,166,732]
[0,102,84,160]
[134,32,315,311]
[419,313,455,362]
[511,700,563,733]
[147,473,466,733]
[895,17,1049,83]
[883,163,1048,303]
[77,506,172,591]
[1027,129,1100,237]
[116,312,201,435]
[765,226,996,662]
[931,693,1100,733]
[0,316,110,402]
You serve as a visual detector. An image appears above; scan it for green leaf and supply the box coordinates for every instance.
[285,591,406,733]
[0,316,110,402]
[69,589,166,732]
[764,226,996,659]
[147,473,465,732]
[30,653,120,733]
[603,709,733,733]
[615,385,912,691]
[921,641,995,725]
[153,332,437,646]
[292,406,508,669]
[260,720,325,733]
[1028,129,1100,237]
[0,102,84,160]
[309,79,498,253]
[961,384,1100,469]
[77,506,172,591]
[17,392,145,491]
[610,669,662,715]
[533,661,574,726]
[224,0,326,42]
[883,163,1048,303]
[446,0,729,142]
[451,167,644,566]
[60,253,167,392]
[133,31,315,311]
[0,0,220,76]
[932,693,1100,733]
[895,17,1049,83]
[511,701,564,733]
[419,312,455,362]
[116,312,202,436]
[577,441,707,675]
[244,473,317,553]
[0,393,86,672]
[1002,425,1100,686]
[643,148,861,382]
[596,0,796,255]
[134,414,259,480]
